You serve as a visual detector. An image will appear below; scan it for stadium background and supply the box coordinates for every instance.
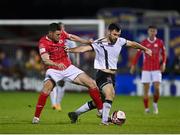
[0,0,180,96]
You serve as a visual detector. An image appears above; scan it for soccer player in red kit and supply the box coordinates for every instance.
[130,25,167,114]
[32,23,103,124]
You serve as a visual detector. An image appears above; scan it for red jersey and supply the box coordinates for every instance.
[39,31,71,70]
[132,38,166,71]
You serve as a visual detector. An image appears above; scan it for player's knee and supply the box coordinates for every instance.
[87,79,97,88]
[154,84,160,91]
[42,79,55,94]
[112,92,115,99]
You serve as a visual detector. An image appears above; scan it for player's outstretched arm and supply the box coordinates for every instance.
[65,45,93,53]
[126,40,152,56]
[69,34,93,45]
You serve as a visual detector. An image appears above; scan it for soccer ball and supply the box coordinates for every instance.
[111,110,126,125]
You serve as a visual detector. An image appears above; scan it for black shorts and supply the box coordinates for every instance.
[95,70,115,91]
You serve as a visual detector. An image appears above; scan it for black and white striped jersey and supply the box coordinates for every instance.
[91,37,127,70]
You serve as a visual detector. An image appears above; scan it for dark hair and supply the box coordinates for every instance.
[148,25,157,29]
[48,23,60,32]
[58,22,64,30]
[108,23,121,32]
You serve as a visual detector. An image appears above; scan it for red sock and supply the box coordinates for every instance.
[153,94,159,103]
[143,98,149,109]
[88,88,103,110]
[34,92,49,118]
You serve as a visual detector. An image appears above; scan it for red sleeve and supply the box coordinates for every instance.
[131,49,142,66]
[160,40,167,65]
[39,40,48,55]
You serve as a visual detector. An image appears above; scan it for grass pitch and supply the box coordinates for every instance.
[0,91,180,134]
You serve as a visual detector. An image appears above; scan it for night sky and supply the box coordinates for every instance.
[0,0,179,19]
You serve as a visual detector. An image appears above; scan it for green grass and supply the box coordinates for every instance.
[0,91,180,134]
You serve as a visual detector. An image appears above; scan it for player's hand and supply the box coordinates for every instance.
[64,46,70,52]
[161,63,166,72]
[144,49,152,56]
[57,63,66,70]
[130,65,135,74]
[89,39,94,44]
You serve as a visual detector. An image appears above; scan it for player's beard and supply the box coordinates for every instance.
[109,37,117,44]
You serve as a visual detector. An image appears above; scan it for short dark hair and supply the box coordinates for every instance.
[58,22,64,30]
[148,25,157,29]
[48,23,60,32]
[108,23,121,32]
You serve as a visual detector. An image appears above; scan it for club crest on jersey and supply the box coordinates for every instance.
[39,48,46,53]
[154,44,158,47]
[59,40,63,44]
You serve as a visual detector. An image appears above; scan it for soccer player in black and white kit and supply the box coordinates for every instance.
[65,23,152,125]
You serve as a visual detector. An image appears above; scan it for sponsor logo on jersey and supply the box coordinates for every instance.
[39,48,46,53]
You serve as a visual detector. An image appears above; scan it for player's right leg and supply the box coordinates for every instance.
[141,71,151,113]
[32,79,55,124]
[143,83,150,113]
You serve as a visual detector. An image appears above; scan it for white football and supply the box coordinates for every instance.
[111,110,126,125]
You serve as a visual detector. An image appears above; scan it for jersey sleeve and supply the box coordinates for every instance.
[160,40,167,65]
[91,42,100,51]
[119,37,127,46]
[39,41,48,55]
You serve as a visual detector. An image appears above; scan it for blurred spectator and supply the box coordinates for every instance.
[25,49,43,77]
[172,51,180,75]
[12,48,26,78]
[0,49,13,76]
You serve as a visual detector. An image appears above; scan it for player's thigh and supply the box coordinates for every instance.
[42,79,55,94]
[141,71,151,83]
[73,73,96,88]
[45,69,64,83]
[102,83,115,99]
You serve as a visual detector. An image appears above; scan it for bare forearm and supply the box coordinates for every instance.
[69,46,86,53]
[43,59,58,66]
[70,34,91,44]
[68,45,92,53]
[132,41,147,51]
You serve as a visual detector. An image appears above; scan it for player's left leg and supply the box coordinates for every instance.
[152,71,162,114]
[153,82,160,114]
[101,84,115,125]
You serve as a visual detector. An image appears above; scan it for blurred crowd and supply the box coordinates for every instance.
[0,46,179,80]
[0,48,44,79]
